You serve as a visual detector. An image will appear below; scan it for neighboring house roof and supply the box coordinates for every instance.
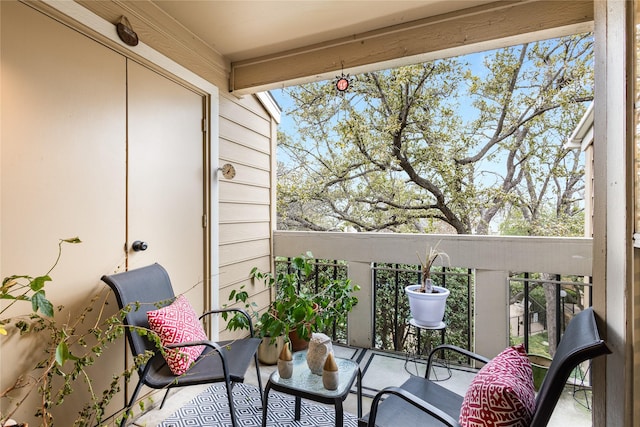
[257,91,282,124]
[565,102,594,151]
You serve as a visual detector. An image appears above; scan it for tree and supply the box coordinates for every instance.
[277,33,593,235]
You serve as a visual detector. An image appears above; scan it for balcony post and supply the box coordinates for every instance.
[474,269,510,357]
[347,261,373,348]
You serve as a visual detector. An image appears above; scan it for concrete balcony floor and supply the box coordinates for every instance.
[133,344,592,427]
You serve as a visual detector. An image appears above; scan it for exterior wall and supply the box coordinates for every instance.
[61,1,282,340]
[218,94,276,340]
[76,0,229,90]
[1,3,128,423]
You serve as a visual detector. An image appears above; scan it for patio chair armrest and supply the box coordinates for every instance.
[165,339,224,353]
[367,386,461,427]
[201,308,256,337]
[426,344,491,379]
[165,339,231,374]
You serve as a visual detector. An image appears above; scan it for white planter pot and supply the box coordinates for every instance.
[405,284,450,327]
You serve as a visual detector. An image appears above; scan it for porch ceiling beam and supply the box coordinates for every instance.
[230,0,593,95]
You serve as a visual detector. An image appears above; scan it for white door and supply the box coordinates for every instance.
[127,61,206,311]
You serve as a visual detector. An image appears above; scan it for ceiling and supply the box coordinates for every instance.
[76,0,593,93]
[151,0,496,63]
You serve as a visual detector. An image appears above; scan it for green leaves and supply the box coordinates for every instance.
[28,275,54,316]
[225,253,359,342]
[0,237,151,426]
[32,289,54,317]
[1,274,54,316]
[277,34,593,235]
[55,340,80,366]
[1,237,81,321]
[29,274,51,292]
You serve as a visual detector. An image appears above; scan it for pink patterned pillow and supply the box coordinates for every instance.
[459,344,535,427]
[147,294,208,375]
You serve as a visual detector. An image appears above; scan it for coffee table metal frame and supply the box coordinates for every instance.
[261,351,362,427]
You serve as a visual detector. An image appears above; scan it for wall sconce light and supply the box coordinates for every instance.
[116,16,139,46]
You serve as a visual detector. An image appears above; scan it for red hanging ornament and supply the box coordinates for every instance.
[336,76,350,92]
[334,70,353,95]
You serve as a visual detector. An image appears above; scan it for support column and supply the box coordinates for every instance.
[593,1,630,425]
[347,261,373,348]
[474,269,510,358]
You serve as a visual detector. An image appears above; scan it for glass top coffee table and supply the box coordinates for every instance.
[261,351,362,427]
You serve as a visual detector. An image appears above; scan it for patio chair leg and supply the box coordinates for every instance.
[254,353,264,405]
[159,388,171,409]
[119,379,145,427]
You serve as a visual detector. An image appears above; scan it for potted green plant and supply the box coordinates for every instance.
[406,241,451,327]
[224,282,286,364]
[224,252,360,360]
[1,238,83,426]
[0,238,158,427]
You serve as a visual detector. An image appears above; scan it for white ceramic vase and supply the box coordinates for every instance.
[405,284,450,327]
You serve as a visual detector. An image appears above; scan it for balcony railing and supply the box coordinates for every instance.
[274,257,350,343]
[273,231,593,359]
[274,257,474,355]
[371,264,473,355]
[509,273,592,352]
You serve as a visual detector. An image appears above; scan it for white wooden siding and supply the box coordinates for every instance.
[218,94,275,340]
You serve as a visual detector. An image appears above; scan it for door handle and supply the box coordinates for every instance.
[132,240,148,252]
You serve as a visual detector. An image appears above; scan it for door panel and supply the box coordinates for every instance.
[127,61,205,311]
[1,1,126,423]
[1,1,126,277]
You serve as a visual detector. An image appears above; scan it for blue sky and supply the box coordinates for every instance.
[271,88,295,135]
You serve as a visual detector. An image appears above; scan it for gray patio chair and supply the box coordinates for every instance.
[361,307,610,427]
[102,263,263,427]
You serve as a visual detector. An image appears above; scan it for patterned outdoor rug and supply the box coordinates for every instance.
[159,382,358,427]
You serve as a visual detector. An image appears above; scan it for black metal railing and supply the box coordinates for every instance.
[509,272,594,410]
[275,257,350,343]
[372,264,473,357]
[273,255,592,373]
[509,272,592,356]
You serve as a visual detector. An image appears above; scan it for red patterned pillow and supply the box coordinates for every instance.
[147,294,208,375]
[459,344,535,427]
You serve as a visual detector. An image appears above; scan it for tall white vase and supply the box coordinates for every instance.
[405,284,450,327]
